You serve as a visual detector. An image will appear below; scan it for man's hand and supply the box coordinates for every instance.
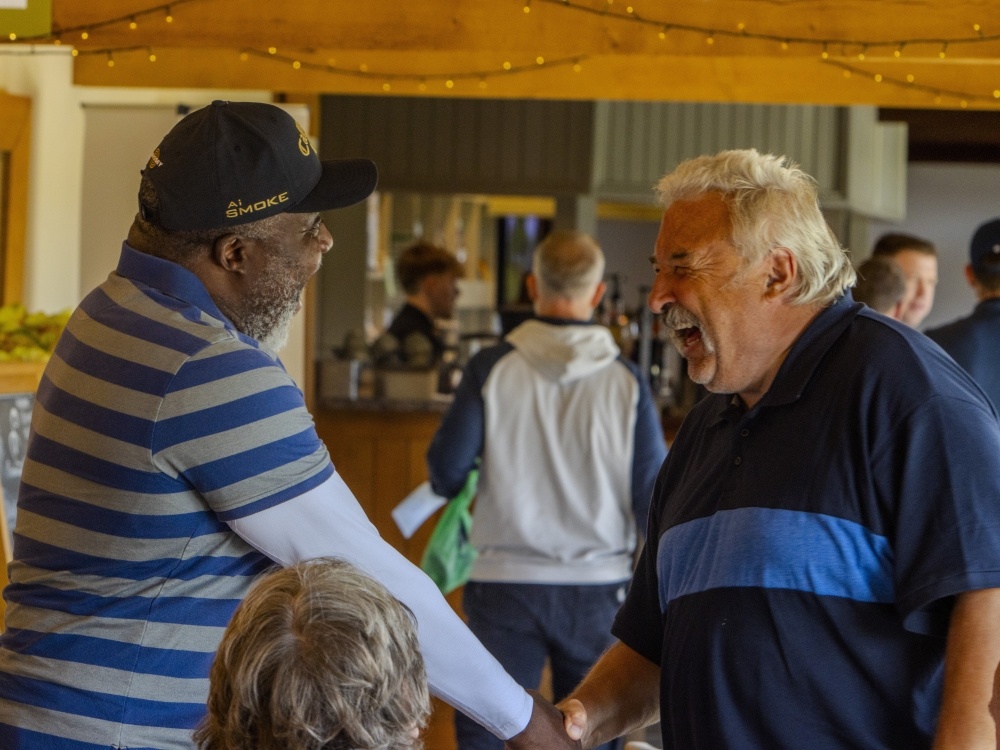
[505,690,582,749]
[558,697,589,745]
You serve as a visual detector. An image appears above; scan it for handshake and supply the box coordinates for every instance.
[503,691,592,749]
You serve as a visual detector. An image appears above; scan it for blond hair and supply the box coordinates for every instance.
[656,149,855,306]
[196,558,429,750]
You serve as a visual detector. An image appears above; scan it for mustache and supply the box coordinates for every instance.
[663,305,701,330]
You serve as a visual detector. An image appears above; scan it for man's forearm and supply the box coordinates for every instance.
[560,640,661,747]
[933,588,1000,750]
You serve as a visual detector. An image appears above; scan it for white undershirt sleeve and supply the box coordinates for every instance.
[228,471,533,740]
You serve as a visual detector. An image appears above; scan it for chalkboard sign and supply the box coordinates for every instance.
[0,392,33,546]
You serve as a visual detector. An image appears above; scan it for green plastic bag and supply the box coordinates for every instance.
[420,469,478,594]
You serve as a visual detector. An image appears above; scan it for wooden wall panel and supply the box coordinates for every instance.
[321,95,595,195]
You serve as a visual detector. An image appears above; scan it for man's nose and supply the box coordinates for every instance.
[648,276,675,313]
[319,223,334,253]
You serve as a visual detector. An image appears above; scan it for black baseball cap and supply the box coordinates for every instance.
[140,100,377,231]
[970,218,1000,276]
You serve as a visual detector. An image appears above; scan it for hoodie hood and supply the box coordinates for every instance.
[506,319,620,384]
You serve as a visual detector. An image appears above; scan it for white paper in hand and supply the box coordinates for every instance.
[391,481,447,539]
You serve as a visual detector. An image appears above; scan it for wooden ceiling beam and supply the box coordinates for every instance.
[38,0,1000,110]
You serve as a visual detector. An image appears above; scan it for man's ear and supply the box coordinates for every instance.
[764,247,797,300]
[212,234,247,273]
[525,273,539,302]
[590,280,607,309]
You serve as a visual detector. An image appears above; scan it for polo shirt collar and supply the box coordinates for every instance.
[116,242,234,330]
[709,292,863,424]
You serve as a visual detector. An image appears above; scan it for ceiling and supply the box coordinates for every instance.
[24,0,1000,111]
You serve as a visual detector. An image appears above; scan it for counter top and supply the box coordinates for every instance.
[319,395,453,413]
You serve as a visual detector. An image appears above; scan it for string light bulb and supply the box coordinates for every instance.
[994,89,1000,98]
[573,60,582,72]
[7,33,14,41]
[148,47,156,61]
[106,52,114,67]
[781,40,789,50]
[478,78,487,88]
[382,82,391,91]
[164,7,173,23]
[292,60,301,69]
[523,0,531,13]
[536,55,545,64]
[939,43,948,58]
[906,74,915,83]
[418,80,427,91]
[705,34,714,45]
[445,79,455,88]
[502,61,512,70]
[821,43,829,59]
[268,46,277,55]
[857,44,867,61]
[129,17,138,30]
[71,48,79,57]
[240,51,248,61]
[874,73,883,82]
[81,31,89,40]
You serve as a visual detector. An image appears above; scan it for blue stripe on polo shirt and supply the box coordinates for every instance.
[152,384,306,449]
[180,427,324,493]
[657,507,894,612]
[53,328,175,394]
[12,534,269,582]
[79,290,209,357]
[0,629,213,680]
[4,584,243,627]
[166,348,273,391]
[35,381,153,446]
[26,435,182,493]
[214,461,334,521]
[0,723,116,750]
[0,675,205,729]
[17,485,229,539]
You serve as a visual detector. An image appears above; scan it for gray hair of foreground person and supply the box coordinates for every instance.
[195,558,430,750]
[656,148,856,306]
[531,229,605,299]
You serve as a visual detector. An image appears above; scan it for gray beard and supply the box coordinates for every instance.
[240,290,300,354]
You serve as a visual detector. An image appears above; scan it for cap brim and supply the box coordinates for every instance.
[292,158,378,213]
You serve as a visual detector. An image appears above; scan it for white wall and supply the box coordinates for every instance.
[0,53,309,387]
[867,162,1000,331]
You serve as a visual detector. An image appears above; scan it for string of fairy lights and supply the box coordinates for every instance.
[1,0,998,106]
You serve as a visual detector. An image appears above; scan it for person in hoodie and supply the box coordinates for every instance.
[427,229,668,750]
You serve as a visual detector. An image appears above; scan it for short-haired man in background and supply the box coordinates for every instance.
[387,241,463,364]
[853,256,907,320]
[428,230,667,750]
[926,217,1000,409]
[558,150,1000,750]
[871,231,939,328]
[197,557,430,750]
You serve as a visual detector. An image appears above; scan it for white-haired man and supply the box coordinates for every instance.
[557,149,1000,750]
[428,230,667,750]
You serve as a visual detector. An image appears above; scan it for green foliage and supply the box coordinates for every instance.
[0,304,71,362]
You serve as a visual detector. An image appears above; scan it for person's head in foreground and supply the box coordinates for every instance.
[871,232,938,328]
[196,558,430,750]
[853,256,907,320]
[129,100,377,352]
[649,148,855,407]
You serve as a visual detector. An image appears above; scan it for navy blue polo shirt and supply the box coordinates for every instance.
[926,297,1000,410]
[613,295,1000,750]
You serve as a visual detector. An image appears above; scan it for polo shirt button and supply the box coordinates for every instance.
[734,456,742,466]
[740,429,750,437]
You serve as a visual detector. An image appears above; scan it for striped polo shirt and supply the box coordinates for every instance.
[0,244,333,749]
